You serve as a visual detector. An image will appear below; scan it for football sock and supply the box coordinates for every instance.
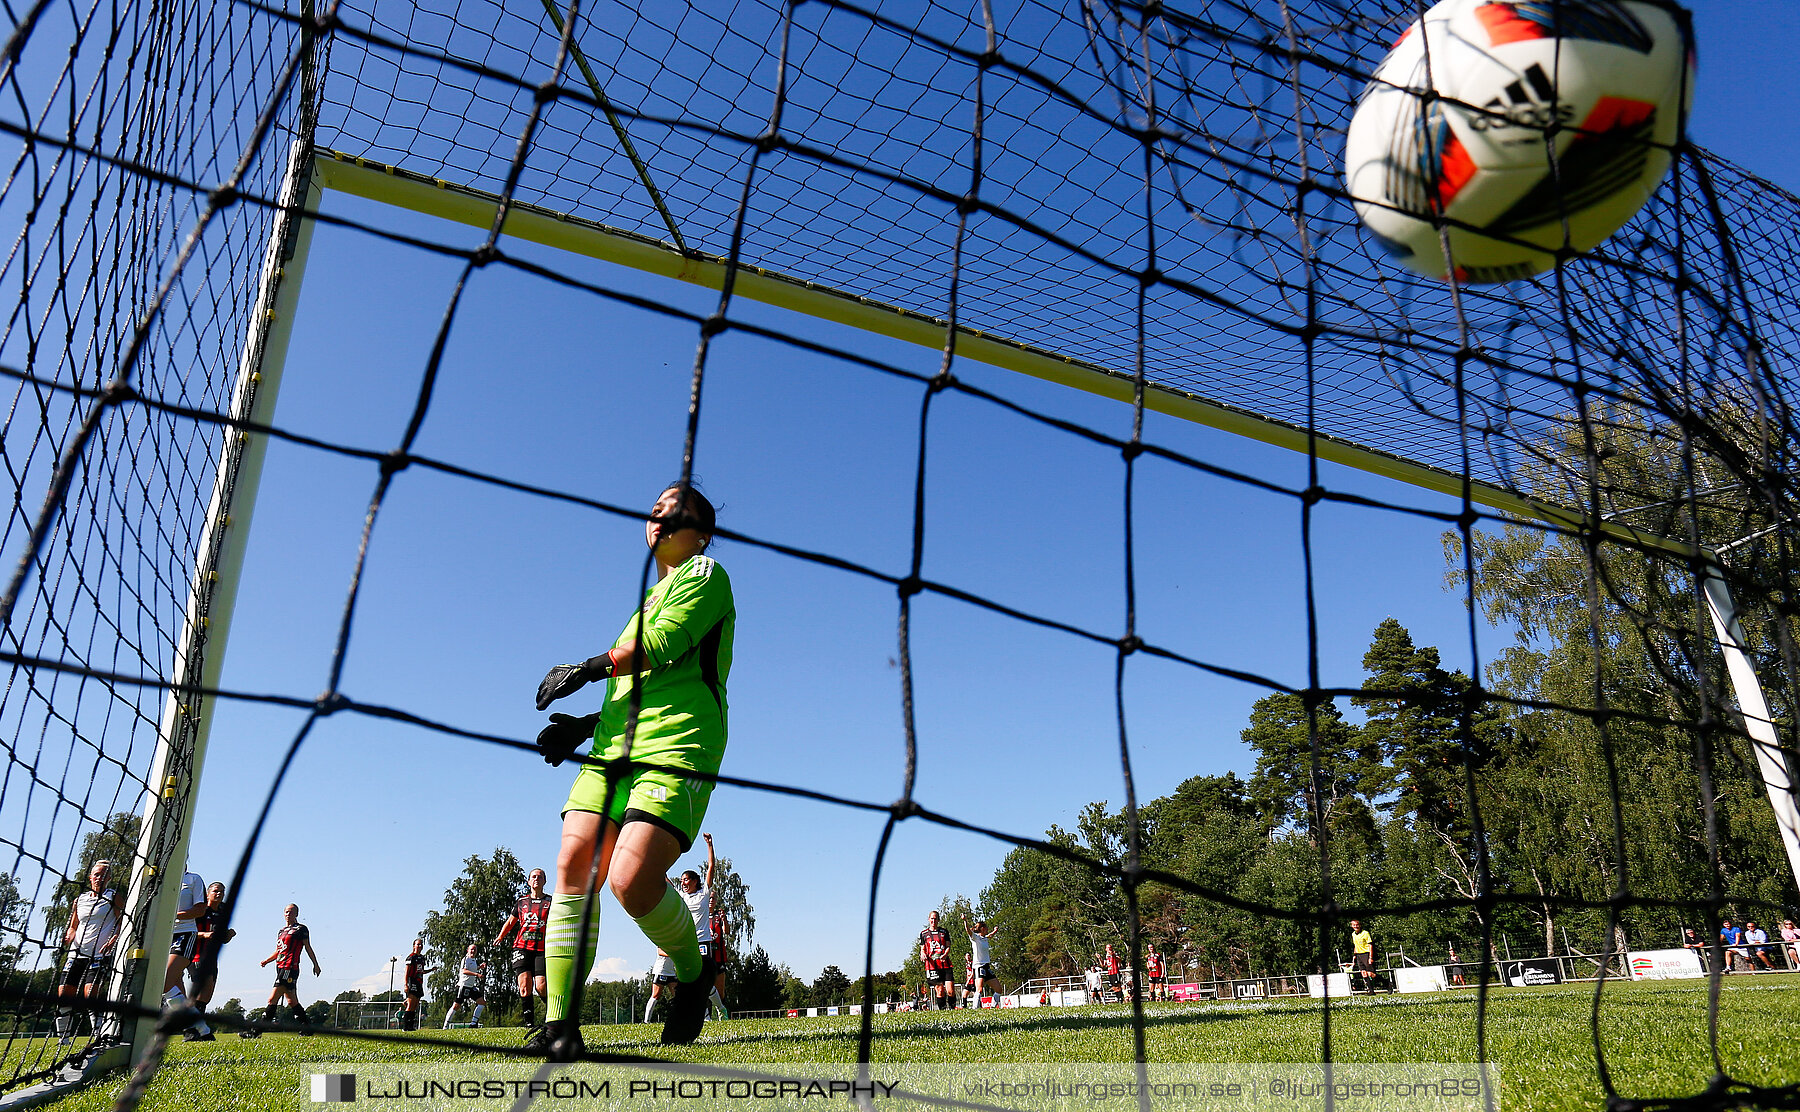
[643,997,657,1023]
[472,1004,484,1025]
[520,994,534,1027]
[632,885,701,981]
[163,985,187,1008]
[709,989,728,1019]
[292,1005,307,1024]
[544,892,602,1023]
[54,1009,71,1038]
[443,1006,455,1028]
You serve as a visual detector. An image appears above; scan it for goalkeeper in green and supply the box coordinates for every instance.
[529,483,734,1058]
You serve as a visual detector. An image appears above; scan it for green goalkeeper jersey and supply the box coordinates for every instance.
[591,554,734,773]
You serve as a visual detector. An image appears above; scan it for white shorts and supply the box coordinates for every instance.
[652,954,675,984]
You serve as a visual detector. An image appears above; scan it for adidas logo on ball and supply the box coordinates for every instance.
[1468,64,1574,134]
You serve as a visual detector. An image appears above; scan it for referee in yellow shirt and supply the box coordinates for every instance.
[1350,920,1377,994]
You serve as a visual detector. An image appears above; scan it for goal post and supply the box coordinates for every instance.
[108,142,323,1070]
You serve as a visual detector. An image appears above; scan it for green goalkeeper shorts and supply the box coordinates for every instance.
[563,759,713,852]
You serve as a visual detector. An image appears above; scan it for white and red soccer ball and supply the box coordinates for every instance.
[1344,0,1694,282]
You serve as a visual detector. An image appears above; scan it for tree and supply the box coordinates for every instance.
[729,945,788,1012]
[215,998,245,1021]
[709,856,756,957]
[1244,693,1378,840]
[421,847,526,1005]
[306,999,331,1026]
[781,975,812,1010]
[1448,409,1800,951]
[811,965,851,1006]
[0,872,27,975]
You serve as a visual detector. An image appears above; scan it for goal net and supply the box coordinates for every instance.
[0,0,1796,1108]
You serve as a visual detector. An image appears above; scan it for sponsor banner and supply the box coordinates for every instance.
[1501,958,1562,988]
[1629,948,1704,980]
[1165,982,1211,1001]
[312,1062,1496,1110]
[1394,966,1448,994]
[1231,979,1267,1001]
[1060,989,1090,1006]
[1305,972,1353,997]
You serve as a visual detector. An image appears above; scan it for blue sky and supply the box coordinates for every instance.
[178,0,1800,1013]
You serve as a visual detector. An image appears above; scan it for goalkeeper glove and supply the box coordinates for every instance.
[536,712,600,767]
[536,652,616,711]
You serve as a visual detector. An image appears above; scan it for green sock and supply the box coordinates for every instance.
[634,884,701,981]
[543,892,601,1023]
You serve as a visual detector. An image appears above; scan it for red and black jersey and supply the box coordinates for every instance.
[191,907,227,965]
[1106,951,1120,976]
[918,927,951,969]
[511,894,551,952]
[404,952,426,986]
[1145,951,1163,977]
[709,914,728,962]
[274,923,309,969]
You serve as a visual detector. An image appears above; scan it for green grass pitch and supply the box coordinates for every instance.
[25,976,1800,1110]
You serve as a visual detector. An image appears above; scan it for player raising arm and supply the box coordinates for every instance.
[961,913,999,1008]
[530,484,734,1058]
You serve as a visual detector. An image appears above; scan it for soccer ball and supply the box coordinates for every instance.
[1344,0,1693,283]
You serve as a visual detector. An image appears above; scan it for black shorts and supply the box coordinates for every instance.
[60,955,108,989]
[1149,975,1164,985]
[510,949,546,977]
[454,985,485,1004]
[974,963,994,980]
[169,932,198,961]
[405,980,424,999]
[274,965,300,989]
[1352,953,1375,972]
[925,966,953,986]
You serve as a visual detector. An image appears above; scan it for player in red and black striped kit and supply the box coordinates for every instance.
[709,910,731,1020]
[1144,947,1165,1001]
[494,868,552,1028]
[399,938,433,1031]
[256,904,320,1033]
[917,911,954,1010]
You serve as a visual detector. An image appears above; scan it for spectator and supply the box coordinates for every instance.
[1446,941,1467,987]
[1780,919,1799,970]
[1681,927,1709,973]
[1719,920,1746,972]
[1744,922,1775,971]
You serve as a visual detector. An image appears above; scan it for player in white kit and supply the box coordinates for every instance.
[673,833,730,1019]
[162,866,211,1038]
[961,913,999,1008]
[55,861,122,1044]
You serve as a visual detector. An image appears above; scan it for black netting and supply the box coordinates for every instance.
[0,0,1795,1108]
